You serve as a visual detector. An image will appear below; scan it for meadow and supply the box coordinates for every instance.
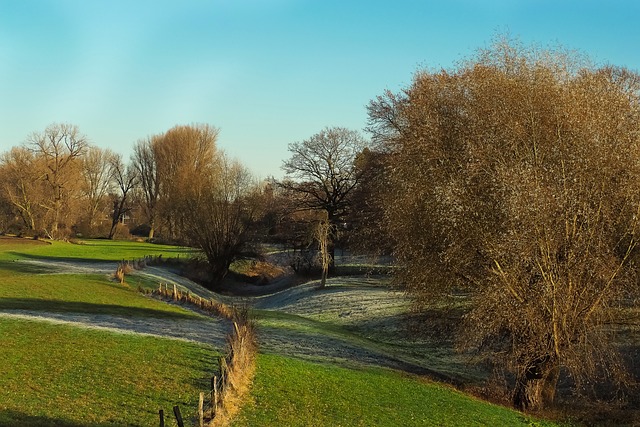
[0,236,563,426]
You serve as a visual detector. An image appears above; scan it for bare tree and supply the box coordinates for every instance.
[81,146,117,232]
[27,123,89,239]
[182,154,258,286]
[108,154,138,239]
[369,37,640,410]
[154,124,219,240]
[0,147,45,233]
[132,136,160,240]
[346,148,393,255]
[279,127,369,268]
[314,218,333,289]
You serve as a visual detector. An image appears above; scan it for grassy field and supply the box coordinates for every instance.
[0,237,215,426]
[0,236,194,263]
[233,354,560,427]
[0,318,216,426]
[0,237,569,426]
[0,272,201,318]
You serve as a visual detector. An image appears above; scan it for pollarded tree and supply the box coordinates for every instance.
[181,154,258,287]
[369,38,640,410]
[279,127,369,267]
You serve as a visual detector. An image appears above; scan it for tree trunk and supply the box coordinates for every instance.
[328,241,336,273]
[513,358,559,411]
[109,200,119,239]
[148,218,155,241]
[320,264,328,289]
[206,257,231,290]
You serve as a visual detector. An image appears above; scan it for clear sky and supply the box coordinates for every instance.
[0,0,638,178]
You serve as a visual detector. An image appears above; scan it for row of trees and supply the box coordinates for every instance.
[0,123,266,283]
[0,121,372,285]
[0,123,124,239]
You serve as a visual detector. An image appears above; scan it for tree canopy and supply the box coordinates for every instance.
[368,38,640,410]
[280,127,369,224]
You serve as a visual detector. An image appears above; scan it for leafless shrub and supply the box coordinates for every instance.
[114,261,133,284]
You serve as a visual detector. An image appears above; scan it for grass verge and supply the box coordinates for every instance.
[0,273,200,319]
[232,353,562,427]
[0,317,217,426]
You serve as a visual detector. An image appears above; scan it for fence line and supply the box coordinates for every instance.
[128,256,256,427]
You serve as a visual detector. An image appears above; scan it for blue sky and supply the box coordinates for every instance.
[0,0,639,178]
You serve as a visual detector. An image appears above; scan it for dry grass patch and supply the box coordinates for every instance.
[208,313,257,426]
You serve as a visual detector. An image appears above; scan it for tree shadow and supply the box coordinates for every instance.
[0,409,97,427]
[6,251,118,265]
[0,298,196,320]
[0,259,54,274]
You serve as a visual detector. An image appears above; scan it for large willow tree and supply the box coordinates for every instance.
[369,39,640,410]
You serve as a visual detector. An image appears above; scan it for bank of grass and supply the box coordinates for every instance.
[0,236,195,263]
[253,302,478,382]
[233,353,560,427]
[0,317,217,426]
[0,273,201,318]
[0,236,200,317]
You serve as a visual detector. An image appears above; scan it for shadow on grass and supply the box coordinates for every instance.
[6,251,121,264]
[0,259,56,274]
[0,410,93,427]
[0,298,196,320]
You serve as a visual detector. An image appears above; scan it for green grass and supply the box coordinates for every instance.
[253,308,478,382]
[0,272,200,318]
[0,318,217,427]
[233,353,560,427]
[0,237,195,263]
[0,237,200,318]
[0,237,566,425]
[0,237,206,317]
[0,237,216,425]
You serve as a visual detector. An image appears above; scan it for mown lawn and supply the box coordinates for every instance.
[0,318,217,426]
[233,354,561,427]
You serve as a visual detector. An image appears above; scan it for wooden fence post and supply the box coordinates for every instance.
[199,392,204,427]
[159,409,164,427]
[173,405,184,427]
[212,375,218,414]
